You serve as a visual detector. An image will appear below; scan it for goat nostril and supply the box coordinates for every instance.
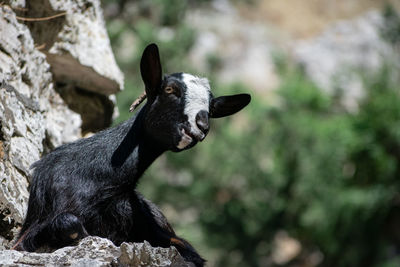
[197,120,209,132]
[196,110,209,134]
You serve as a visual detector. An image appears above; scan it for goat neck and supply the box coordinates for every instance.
[110,104,165,184]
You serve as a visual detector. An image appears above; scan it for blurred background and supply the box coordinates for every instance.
[100,0,400,266]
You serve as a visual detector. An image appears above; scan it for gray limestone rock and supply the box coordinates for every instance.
[9,0,123,133]
[47,0,124,95]
[119,241,193,267]
[186,5,279,94]
[0,0,122,249]
[293,11,395,109]
[0,236,192,267]
[0,5,82,249]
[16,0,124,96]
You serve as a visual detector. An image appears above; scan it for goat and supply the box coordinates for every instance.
[13,43,251,267]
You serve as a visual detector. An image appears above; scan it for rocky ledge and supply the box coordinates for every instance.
[0,236,193,267]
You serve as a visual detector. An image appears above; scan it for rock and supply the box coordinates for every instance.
[0,237,119,266]
[293,11,394,109]
[10,0,124,133]
[119,241,193,267]
[186,5,279,94]
[0,0,123,248]
[21,0,124,96]
[0,236,192,267]
[0,5,82,248]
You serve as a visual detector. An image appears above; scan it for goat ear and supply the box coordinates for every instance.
[210,94,251,118]
[140,43,162,101]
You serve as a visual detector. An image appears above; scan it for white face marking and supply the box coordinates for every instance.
[182,73,211,141]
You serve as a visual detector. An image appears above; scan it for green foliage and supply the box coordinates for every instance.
[155,0,187,26]
[381,4,400,46]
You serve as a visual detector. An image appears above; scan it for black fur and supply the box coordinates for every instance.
[15,44,251,267]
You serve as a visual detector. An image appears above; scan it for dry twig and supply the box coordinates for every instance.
[15,11,66,22]
[129,91,147,112]
[35,43,46,50]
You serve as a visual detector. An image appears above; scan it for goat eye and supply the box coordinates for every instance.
[164,87,174,94]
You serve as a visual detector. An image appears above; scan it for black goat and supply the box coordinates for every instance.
[13,44,250,266]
